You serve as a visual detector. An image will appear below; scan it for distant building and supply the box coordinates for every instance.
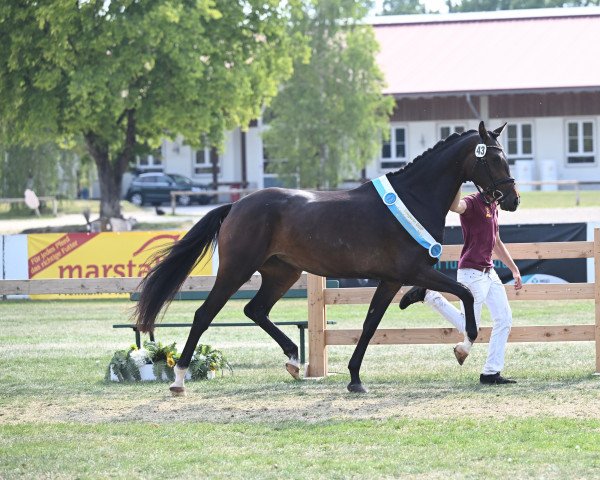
[134,7,600,192]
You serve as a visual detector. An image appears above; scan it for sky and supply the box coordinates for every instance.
[372,0,450,14]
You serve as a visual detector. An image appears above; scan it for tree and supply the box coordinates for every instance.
[0,1,303,219]
[447,0,599,12]
[381,0,428,15]
[0,144,77,201]
[262,0,394,189]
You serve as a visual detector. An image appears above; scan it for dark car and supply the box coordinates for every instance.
[126,172,213,207]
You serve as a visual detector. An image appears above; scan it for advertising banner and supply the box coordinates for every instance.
[27,231,212,298]
[335,222,588,288]
[436,222,587,284]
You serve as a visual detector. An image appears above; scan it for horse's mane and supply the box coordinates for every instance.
[389,129,476,177]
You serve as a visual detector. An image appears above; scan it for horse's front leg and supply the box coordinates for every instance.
[348,280,402,393]
[414,267,477,343]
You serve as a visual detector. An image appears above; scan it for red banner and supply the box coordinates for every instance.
[28,233,98,277]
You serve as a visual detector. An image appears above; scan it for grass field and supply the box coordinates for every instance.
[1,297,600,479]
[0,199,146,219]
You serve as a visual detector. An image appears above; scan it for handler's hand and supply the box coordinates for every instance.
[512,270,522,290]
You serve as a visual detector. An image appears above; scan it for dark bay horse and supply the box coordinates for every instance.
[134,121,520,395]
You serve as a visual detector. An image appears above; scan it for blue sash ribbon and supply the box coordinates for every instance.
[372,175,442,258]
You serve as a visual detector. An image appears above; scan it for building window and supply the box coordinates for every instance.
[194,147,219,175]
[263,145,276,174]
[381,126,407,170]
[505,123,533,165]
[439,125,465,140]
[136,148,163,171]
[567,120,595,164]
[262,145,296,187]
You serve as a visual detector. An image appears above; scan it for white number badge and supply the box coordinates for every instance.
[475,144,487,158]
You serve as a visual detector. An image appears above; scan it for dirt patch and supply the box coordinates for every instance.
[4,377,600,425]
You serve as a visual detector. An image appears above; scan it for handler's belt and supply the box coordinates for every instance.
[372,175,442,259]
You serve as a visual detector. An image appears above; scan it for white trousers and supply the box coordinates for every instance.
[424,268,512,375]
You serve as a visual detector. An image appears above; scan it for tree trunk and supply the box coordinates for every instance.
[84,110,136,222]
[96,161,124,219]
[210,147,219,188]
[84,134,123,220]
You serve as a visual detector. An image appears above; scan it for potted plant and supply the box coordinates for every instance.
[106,342,231,382]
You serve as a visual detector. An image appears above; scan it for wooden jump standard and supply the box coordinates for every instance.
[306,229,600,378]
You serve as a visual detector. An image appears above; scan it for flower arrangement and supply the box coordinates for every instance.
[106,341,232,382]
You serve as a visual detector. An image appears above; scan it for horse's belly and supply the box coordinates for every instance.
[275,240,392,279]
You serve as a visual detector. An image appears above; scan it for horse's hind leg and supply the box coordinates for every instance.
[243,257,303,379]
[170,270,257,396]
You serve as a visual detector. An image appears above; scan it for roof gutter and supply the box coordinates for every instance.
[387,85,600,99]
[367,6,600,27]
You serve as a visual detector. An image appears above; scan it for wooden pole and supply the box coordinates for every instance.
[306,274,327,377]
[594,228,600,373]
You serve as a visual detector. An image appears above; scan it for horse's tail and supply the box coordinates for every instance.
[134,203,233,333]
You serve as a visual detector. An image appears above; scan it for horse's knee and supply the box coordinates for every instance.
[191,307,210,335]
[193,307,204,323]
[243,302,254,319]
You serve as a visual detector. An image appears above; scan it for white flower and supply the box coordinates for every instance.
[130,348,150,368]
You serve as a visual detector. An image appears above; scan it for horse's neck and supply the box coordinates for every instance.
[389,146,468,239]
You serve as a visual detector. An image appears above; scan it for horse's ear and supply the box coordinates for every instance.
[491,122,508,139]
[478,121,490,142]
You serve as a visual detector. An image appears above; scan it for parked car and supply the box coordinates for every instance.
[126,172,213,207]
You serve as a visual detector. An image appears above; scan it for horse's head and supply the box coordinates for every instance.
[469,121,520,212]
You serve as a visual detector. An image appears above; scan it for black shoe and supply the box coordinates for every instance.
[399,286,427,310]
[480,372,516,385]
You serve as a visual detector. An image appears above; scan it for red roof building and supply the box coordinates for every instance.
[145,7,600,194]
[366,7,600,187]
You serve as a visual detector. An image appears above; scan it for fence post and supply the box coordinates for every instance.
[306,274,327,377]
[595,228,600,374]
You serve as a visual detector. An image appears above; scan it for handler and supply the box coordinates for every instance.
[399,188,522,384]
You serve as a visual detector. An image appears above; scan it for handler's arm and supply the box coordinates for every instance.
[493,234,522,290]
[450,189,467,214]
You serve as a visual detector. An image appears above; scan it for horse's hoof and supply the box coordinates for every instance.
[347,382,368,393]
[453,345,469,365]
[170,386,186,397]
[285,361,301,380]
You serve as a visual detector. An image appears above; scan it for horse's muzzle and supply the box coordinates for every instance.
[500,191,520,211]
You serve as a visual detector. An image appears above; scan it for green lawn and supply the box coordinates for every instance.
[0,190,599,220]
[1,298,599,479]
[514,189,598,208]
[0,199,143,219]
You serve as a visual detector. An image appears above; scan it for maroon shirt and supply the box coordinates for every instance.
[458,193,498,270]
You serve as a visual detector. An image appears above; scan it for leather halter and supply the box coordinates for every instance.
[472,145,515,205]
